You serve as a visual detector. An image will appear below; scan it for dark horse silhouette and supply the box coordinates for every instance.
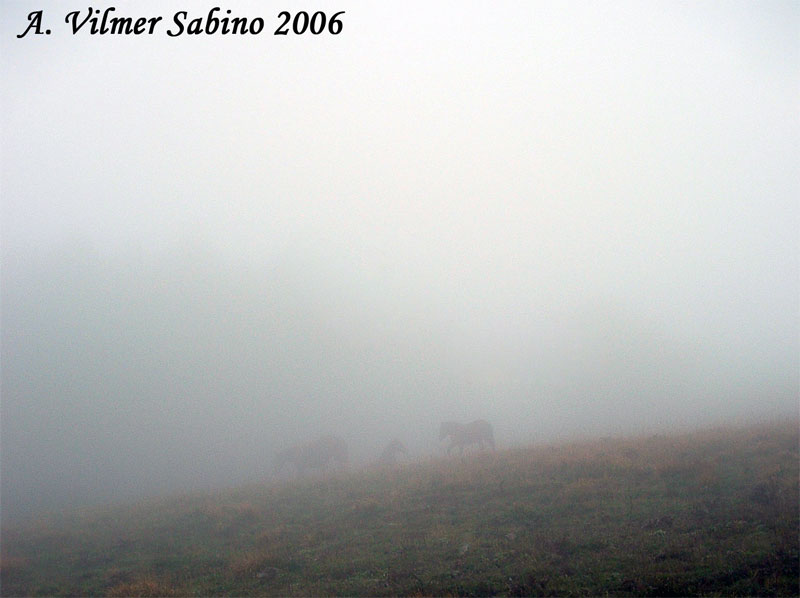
[274,435,348,475]
[439,420,495,454]
[379,438,408,465]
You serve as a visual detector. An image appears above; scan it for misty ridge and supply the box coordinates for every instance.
[2,233,796,524]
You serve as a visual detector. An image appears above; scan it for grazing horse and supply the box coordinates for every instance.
[274,435,348,476]
[379,439,408,465]
[439,420,495,454]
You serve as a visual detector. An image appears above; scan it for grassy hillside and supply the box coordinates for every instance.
[2,421,797,597]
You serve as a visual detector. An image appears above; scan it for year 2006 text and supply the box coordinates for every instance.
[170,9,345,36]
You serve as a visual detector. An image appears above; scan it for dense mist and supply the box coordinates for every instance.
[2,1,797,524]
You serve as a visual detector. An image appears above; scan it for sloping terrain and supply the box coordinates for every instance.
[2,421,797,596]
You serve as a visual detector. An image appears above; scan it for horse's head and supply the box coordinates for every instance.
[388,439,407,454]
[439,422,457,441]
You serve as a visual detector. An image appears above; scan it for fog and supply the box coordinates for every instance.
[2,1,797,524]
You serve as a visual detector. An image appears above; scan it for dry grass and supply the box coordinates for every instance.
[107,576,182,597]
[228,549,286,578]
[0,554,29,575]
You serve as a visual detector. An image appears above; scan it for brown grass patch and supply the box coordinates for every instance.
[0,554,29,574]
[228,549,286,578]
[107,575,181,597]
